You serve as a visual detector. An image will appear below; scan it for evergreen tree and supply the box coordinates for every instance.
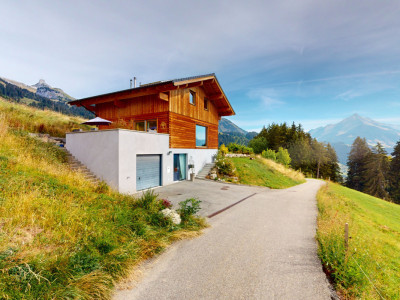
[320,143,342,182]
[363,143,390,199]
[346,137,371,191]
[388,141,400,204]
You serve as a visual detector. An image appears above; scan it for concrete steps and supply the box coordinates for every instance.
[196,163,215,179]
[60,148,100,183]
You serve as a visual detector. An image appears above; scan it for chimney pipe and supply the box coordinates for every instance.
[130,79,132,89]
[134,77,137,88]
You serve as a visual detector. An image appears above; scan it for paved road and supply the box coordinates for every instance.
[115,179,334,300]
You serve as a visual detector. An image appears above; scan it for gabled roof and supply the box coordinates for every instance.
[69,73,235,116]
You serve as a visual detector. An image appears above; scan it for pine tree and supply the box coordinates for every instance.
[320,143,342,182]
[363,143,390,199]
[388,140,400,203]
[346,137,371,191]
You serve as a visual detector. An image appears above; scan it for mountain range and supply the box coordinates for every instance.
[0,77,92,118]
[218,118,257,146]
[309,114,400,164]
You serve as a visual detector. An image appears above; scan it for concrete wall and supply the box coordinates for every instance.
[66,130,120,189]
[118,129,171,194]
[66,129,217,194]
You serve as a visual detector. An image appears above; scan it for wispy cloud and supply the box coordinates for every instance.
[335,89,363,101]
[247,88,285,110]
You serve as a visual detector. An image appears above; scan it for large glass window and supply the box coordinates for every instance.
[196,125,207,147]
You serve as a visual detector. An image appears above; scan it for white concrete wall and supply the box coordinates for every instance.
[66,130,120,189]
[66,129,217,194]
[118,129,171,194]
[172,148,217,176]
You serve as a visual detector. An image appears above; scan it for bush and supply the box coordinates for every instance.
[276,147,291,166]
[178,198,201,222]
[215,153,236,176]
[219,144,228,156]
[227,143,254,154]
[248,137,268,154]
[262,149,277,160]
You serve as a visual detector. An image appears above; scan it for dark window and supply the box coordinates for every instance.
[196,125,207,147]
[190,90,196,105]
[204,98,209,110]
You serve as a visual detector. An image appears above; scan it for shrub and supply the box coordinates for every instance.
[262,149,277,161]
[178,198,201,222]
[135,190,160,211]
[248,137,268,154]
[219,144,228,156]
[215,153,236,176]
[276,147,291,167]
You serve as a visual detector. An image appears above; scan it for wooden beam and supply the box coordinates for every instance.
[158,92,169,101]
[173,76,214,86]
[209,94,224,101]
[176,81,204,89]
[113,100,126,108]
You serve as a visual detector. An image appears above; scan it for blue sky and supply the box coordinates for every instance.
[1,0,400,132]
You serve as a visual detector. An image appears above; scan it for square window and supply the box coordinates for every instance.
[135,121,145,131]
[196,125,207,147]
[190,90,196,105]
[204,98,209,110]
[147,120,157,132]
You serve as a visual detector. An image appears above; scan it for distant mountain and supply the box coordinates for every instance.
[0,77,92,118]
[310,114,400,164]
[218,118,258,146]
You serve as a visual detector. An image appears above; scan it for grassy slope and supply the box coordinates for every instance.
[231,157,305,189]
[317,183,400,299]
[0,99,205,299]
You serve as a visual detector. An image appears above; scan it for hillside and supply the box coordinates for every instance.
[218,118,258,146]
[0,77,93,118]
[0,99,205,299]
[310,114,400,163]
[317,183,400,299]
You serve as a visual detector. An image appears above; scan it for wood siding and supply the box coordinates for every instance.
[169,112,218,149]
[169,87,219,125]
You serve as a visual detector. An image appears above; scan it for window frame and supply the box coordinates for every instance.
[189,90,196,106]
[195,124,207,147]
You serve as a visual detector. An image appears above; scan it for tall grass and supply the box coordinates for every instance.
[258,156,305,182]
[0,102,206,299]
[317,182,400,299]
[0,97,89,136]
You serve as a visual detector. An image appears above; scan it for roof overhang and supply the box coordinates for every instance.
[69,74,235,116]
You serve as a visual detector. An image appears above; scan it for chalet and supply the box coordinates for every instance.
[66,73,235,193]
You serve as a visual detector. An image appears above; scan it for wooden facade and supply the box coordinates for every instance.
[70,74,234,149]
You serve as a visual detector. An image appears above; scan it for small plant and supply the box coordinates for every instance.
[215,153,236,176]
[178,198,201,222]
[219,144,228,155]
[161,198,172,209]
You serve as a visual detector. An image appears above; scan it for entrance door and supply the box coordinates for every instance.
[173,154,187,181]
[136,155,161,191]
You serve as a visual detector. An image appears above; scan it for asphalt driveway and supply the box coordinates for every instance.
[120,179,335,299]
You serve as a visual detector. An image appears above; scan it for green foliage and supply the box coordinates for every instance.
[251,122,341,181]
[276,147,291,166]
[227,143,254,154]
[248,136,268,154]
[219,144,228,155]
[261,149,276,160]
[389,140,400,204]
[215,152,236,176]
[178,198,202,222]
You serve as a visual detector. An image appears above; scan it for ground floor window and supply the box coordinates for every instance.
[173,153,187,181]
[196,125,207,147]
[135,119,157,132]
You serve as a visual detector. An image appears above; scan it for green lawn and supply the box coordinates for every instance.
[230,157,305,189]
[317,183,400,299]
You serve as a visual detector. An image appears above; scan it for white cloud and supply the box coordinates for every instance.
[247,88,285,109]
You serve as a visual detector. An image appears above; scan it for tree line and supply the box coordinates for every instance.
[248,122,342,182]
[346,137,400,204]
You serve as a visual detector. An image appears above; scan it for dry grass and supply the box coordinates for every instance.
[258,156,305,181]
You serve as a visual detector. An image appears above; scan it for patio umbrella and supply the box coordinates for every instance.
[81,117,112,126]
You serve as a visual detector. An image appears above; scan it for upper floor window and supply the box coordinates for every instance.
[204,97,209,110]
[190,90,196,105]
[196,125,207,147]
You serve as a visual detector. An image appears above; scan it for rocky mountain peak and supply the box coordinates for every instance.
[32,79,50,88]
